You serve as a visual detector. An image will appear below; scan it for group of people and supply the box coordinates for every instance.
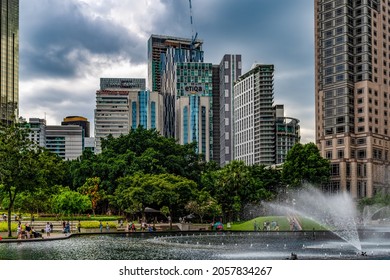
[61,221,71,235]
[17,222,43,239]
[253,220,280,231]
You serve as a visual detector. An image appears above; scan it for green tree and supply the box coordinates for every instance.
[114,173,197,223]
[185,190,221,223]
[282,142,331,188]
[69,127,207,214]
[213,161,251,221]
[0,124,51,237]
[52,188,92,216]
[78,177,105,216]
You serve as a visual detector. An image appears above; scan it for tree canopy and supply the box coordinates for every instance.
[0,124,63,236]
[282,142,331,188]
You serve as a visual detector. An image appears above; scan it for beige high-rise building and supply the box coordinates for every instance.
[315,0,390,198]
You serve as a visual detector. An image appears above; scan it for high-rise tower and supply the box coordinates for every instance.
[147,35,203,92]
[0,0,19,125]
[315,0,390,197]
[219,54,242,166]
[234,64,275,165]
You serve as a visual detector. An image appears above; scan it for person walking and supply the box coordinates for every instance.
[99,221,103,233]
[45,222,51,237]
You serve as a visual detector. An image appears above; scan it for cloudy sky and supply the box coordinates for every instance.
[20,0,315,143]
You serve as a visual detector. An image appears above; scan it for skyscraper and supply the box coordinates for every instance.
[0,0,19,125]
[219,54,242,166]
[234,64,275,165]
[315,0,390,197]
[148,34,203,92]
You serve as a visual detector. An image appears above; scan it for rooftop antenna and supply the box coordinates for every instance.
[189,0,198,62]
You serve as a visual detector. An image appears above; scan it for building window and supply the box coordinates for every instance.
[183,106,188,144]
[331,164,340,176]
[151,101,156,129]
[225,75,229,83]
[132,102,137,129]
[225,89,229,97]
[225,104,229,111]
[201,106,207,155]
[357,149,366,159]
[190,95,199,148]
[138,91,148,128]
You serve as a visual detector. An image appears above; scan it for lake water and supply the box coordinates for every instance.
[1,231,390,260]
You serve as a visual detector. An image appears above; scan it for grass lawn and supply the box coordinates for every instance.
[229,216,327,231]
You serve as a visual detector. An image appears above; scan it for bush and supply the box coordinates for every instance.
[34,215,125,221]
[0,222,17,232]
[80,221,117,229]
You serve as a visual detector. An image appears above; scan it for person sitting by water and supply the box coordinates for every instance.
[290,252,298,260]
[31,227,42,238]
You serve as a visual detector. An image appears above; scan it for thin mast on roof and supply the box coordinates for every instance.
[189,0,198,62]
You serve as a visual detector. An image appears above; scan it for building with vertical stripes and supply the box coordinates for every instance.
[0,0,19,125]
[315,0,390,197]
[234,64,275,165]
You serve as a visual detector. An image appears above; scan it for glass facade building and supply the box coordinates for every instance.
[95,87,161,153]
[173,62,213,161]
[0,0,19,125]
[148,35,203,92]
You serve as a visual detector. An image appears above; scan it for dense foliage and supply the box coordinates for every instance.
[282,142,331,187]
[0,125,332,225]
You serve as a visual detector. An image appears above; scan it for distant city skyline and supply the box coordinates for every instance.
[19,0,314,142]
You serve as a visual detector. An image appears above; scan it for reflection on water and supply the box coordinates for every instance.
[1,231,390,260]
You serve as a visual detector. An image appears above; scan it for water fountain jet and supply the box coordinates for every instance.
[265,186,362,250]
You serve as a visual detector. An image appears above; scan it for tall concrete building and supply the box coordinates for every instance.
[234,64,275,165]
[25,118,46,147]
[315,0,390,197]
[22,118,84,160]
[218,54,242,166]
[0,0,19,125]
[212,65,221,163]
[45,125,83,160]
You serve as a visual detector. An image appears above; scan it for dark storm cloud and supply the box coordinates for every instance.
[19,0,316,141]
[20,0,144,80]
[20,85,96,124]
